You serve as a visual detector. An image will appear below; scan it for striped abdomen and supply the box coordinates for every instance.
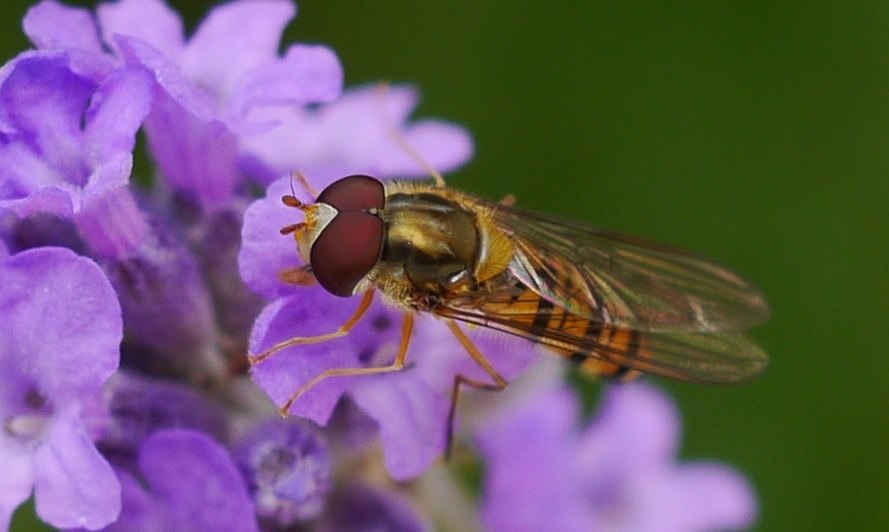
[467,285,650,380]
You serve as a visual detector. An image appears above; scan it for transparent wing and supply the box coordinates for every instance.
[492,205,770,332]
[435,287,768,383]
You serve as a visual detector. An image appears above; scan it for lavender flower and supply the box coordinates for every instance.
[475,380,758,532]
[234,419,332,527]
[0,246,122,530]
[98,371,228,470]
[0,48,152,255]
[0,0,762,530]
[240,83,475,184]
[111,429,256,532]
[314,483,431,532]
[95,0,343,209]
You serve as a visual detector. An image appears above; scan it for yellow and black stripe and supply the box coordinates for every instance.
[447,284,649,381]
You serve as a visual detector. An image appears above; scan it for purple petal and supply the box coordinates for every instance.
[82,66,153,182]
[249,284,534,479]
[0,247,121,532]
[115,35,215,122]
[0,438,35,532]
[97,0,185,59]
[370,85,473,175]
[100,371,229,470]
[577,383,680,478]
[1,247,121,399]
[24,0,104,53]
[412,323,537,395]
[137,429,258,532]
[107,471,163,531]
[0,213,86,255]
[180,0,295,99]
[249,288,394,424]
[0,184,75,218]
[477,385,586,531]
[145,96,240,209]
[476,384,578,460]
[0,317,47,420]
[624,464,758,532]
[477,381,759,532]
[73,186,149,257]
[0,140,65,202]
[239,84,474,186]
[33,406,121,530]
[75,66,154,253]
[228,44,343,121]
[246,297,285,357]
[190,205,266,342]
[350,371,449,480]
[239,177,307,300]
[316,484,430,532]
[0,51,147,222]
[378,119,474,177]
[99,214,219,363]
[234,419,332,526]
[0,53,95,180]
[113,35,242,208]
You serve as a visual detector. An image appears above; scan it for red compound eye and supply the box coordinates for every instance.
[316,175,385,212]
[311,211,384,297]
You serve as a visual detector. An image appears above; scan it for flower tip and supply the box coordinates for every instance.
[235,419,332,527]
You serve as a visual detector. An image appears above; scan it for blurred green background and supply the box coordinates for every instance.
[4,1,887,531]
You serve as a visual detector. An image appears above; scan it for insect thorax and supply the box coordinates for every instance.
[373,191,480,303]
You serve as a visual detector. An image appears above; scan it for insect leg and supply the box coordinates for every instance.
[443,320,509,458]
[248,289,376,365]
[276,312,415,417]
[375,81,447,188]
[498,194,516,206]
[277,265,317,286]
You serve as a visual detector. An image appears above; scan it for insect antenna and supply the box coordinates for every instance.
[279,222,306,236]
[281,195,308,210]
[292,170,320,200]
[279,194,309,237]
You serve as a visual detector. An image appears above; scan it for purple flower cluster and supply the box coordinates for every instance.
[0,1,759,530]
[475,372,757,532]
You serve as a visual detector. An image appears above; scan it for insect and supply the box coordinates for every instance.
[249,170,770,446]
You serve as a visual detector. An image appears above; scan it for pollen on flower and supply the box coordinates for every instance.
[7,390,52,439]
[5,413,51,440]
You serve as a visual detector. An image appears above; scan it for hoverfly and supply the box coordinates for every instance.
[249,169,769,441]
